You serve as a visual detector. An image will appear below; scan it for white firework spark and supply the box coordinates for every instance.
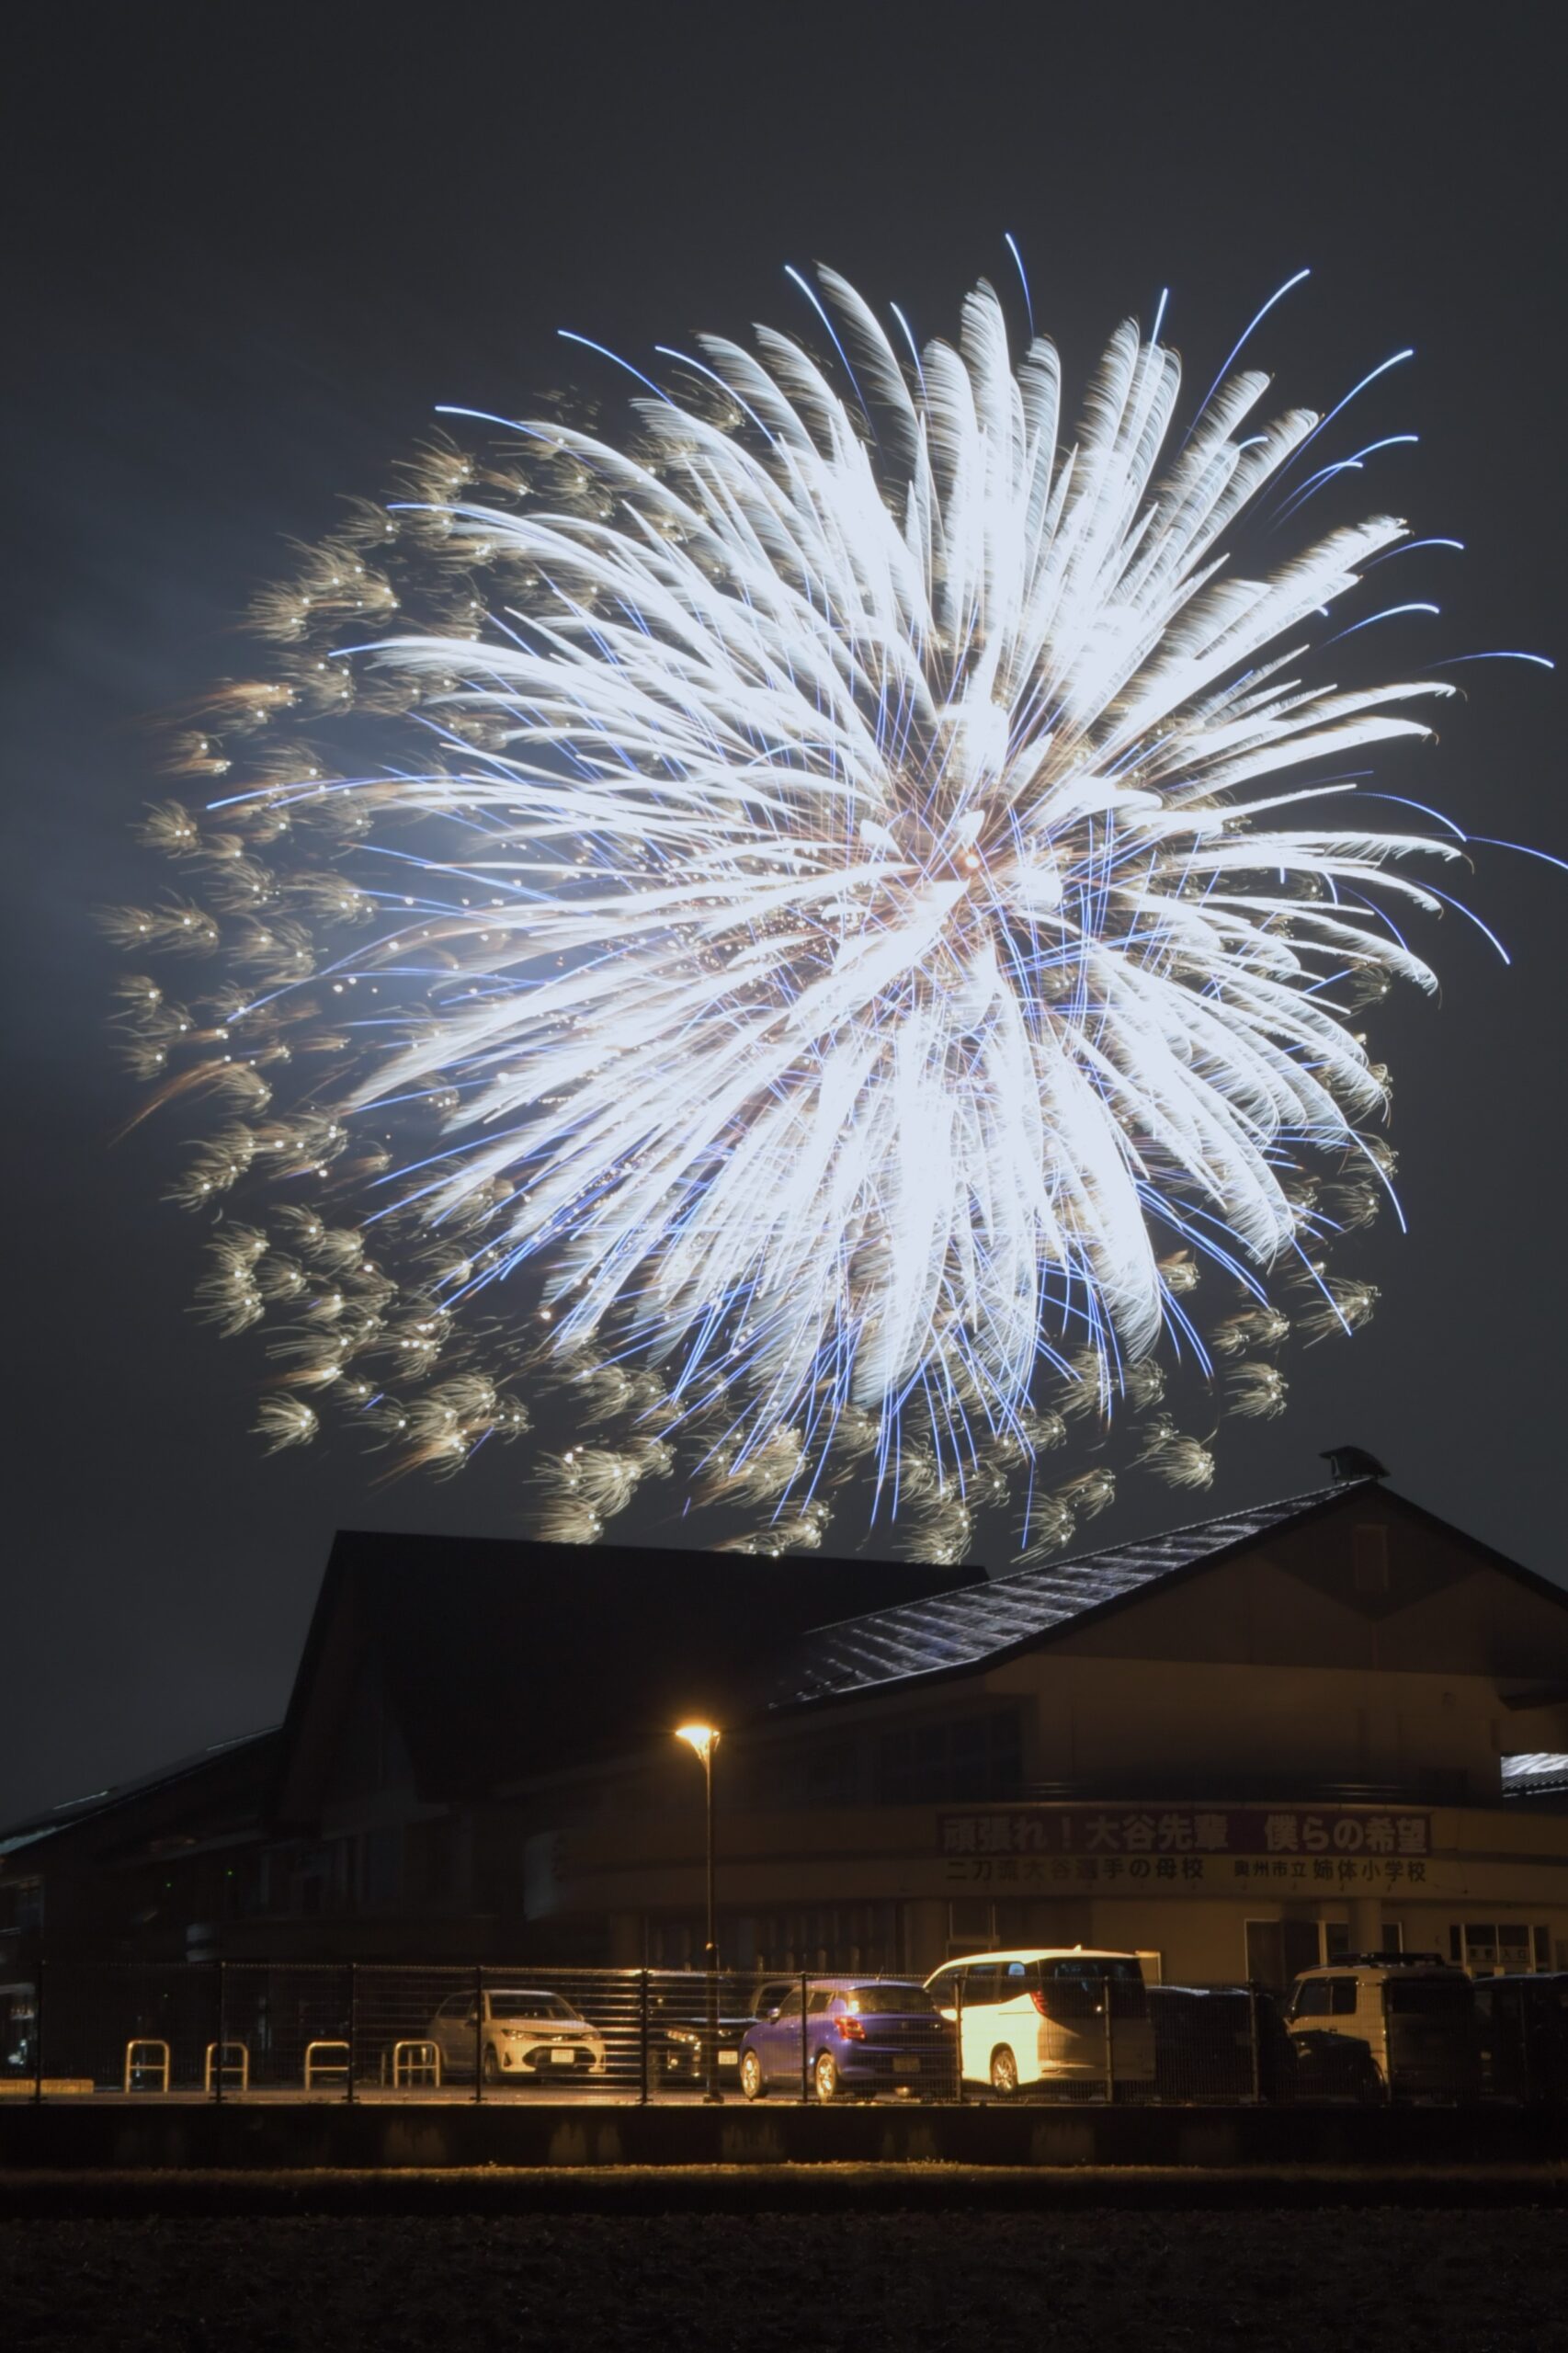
[111,260,1529,1558]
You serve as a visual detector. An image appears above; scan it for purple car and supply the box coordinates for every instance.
[738,1977,959,2102]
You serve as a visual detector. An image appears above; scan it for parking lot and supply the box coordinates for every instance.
[6,1954,1564,2110]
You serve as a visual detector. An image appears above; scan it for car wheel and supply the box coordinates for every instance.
[482,2047,502,2086]
[813,2050,840,2102]
[740,2050,766,2101]
[989,2045,1020,2097]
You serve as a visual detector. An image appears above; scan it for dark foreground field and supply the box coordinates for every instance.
[3,2204,1564,2351]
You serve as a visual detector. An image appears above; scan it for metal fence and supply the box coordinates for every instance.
[3,1961,1563,2106]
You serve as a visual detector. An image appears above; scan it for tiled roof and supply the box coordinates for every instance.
[0,1730,278,1856]
[1502,1753,1568,1796]
[766,1482,1365,1709]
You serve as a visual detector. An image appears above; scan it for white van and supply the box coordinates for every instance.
[924,1948,1155,2097]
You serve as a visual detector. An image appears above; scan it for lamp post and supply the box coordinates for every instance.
[675,1722,722,2103]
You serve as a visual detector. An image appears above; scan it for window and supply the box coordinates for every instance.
[436,1995,469,2021]
[1455,1922,1548,1975]
[1353,1524,1389,1596]
[807,1989,833,2016]
[964,1964,1001,2004]
[1292,1979,1331,2018]
[877,1710,1023,1804]
[1464,1924,1499,1972]
[364,1824,402,1909]
[1328,1977,1358,2016]
[419,1814,456,1900]
[844,1984,933,2013]
[489,1994,574,2020]
[1049,1958,1144,1984]
[0,1879,42,1934]
[777,1990,803,2019]
[742,1902,903,1973]
[748,1739,860,1811]
[1324,1922,1352,1961]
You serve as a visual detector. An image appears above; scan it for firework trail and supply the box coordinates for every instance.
[108,261,1541,1562]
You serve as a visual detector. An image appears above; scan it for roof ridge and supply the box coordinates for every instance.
[799,1477,1364,1643]
[763,1478,1393,1711]
[987,1477,1363,1592]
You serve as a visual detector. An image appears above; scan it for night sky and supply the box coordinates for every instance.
[3,4,1562,1825]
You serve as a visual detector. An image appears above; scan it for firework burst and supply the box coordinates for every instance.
[111,262,1524,1561]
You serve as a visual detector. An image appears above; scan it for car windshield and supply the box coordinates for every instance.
[841,1984,934,2013]
[489,1993,576,2020]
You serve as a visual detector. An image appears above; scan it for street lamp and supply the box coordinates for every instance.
[675,1722,722,2102]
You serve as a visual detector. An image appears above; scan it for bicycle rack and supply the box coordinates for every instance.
[203,2040,250,2092]
[123,2039,171,2093]
[389,2039,441,2088]
[303,2038,350,2090]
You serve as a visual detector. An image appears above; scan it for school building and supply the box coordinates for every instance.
[3,1464,1566,2005]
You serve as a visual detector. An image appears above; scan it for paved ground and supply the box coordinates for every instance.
[3,2203,1564,2350]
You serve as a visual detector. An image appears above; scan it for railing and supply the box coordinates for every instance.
[0,1960,1560,2107]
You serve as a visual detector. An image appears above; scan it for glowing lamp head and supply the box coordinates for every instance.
[675,1722,720,1764]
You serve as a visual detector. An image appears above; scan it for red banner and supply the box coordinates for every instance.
[938,1805,1430,1860]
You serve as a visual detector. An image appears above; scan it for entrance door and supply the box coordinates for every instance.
[1245,1918,1324,1989]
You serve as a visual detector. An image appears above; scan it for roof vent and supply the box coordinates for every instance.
[1321,1445,1388,1483]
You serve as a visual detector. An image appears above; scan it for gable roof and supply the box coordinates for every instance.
[0,1730,280,1868]
[275,1529,981,1813]
[763,1476,1568,1711]
[764,1481,1363,1709]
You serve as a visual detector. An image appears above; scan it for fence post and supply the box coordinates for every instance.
[32,1958,43,2106]
[214,1962,224,2107]
[799,1971,809,2102]
[1103,1982,1116,2104]
[638,1969,650,2107]
[473,1964,483,2105]
[954,1976,964,2105]
[347,1962,357,2106]
[1247,1984,1261,2104]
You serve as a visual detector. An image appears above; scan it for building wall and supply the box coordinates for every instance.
[528,1756,1568,1984]
[519,1574,1568,1984]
